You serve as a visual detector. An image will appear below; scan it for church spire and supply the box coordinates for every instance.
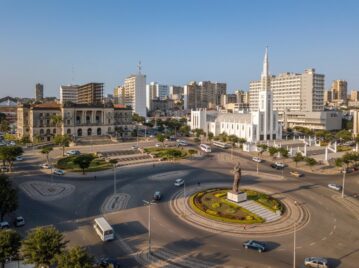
[261,46,269,78]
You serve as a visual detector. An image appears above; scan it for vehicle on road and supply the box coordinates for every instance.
[15,156,23,161]
[9,141,16,146]
[94,257,120,268]
[155,143,162,148]
[242,240,266,252]
[174,178,184,187]
[153,191,162,201]
[200,144,211,153]
[0,166,9,172]
[177,141,188,146]
[270,163,283,170]
[252,157,263,163]
[304,257,328,268]
[275,162,286,168]
[53,169,65,175]
[131,145,139,150]
[14,216,25,227]
[0,221,10,229]
[212,141,231,149]
[328,183,342,191]
[40,163,52,169]
[65,150,80,156]
[93,217,114,241]
[290,171,303,177]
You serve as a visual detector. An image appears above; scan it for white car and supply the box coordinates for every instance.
[15,156,23,161]
[0,221,10,229]
[252,157,263,163]
[328,183,342,191]
[304,257,328,268]
[40,163,52,169]
[155,143,162,148]
[174,178,184,187]
[275,162,285,168]
[65,150,80,156]
[53,169,65,175]
[131,145,139,150]
[177,142,188,146]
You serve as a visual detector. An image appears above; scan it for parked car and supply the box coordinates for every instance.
[40,163,52,169]
[270,163,283,170]
[53,169,65,175]
[290,171,304,177]
[174,178,184,186]
[15,156,23,161]
[9,141,16,146]
[155,143,162,148]
[304,257,328,268]
[242,240,266,253]
[177,141,188,146]
[0,166,9,172]
[0,221,10,229]
[328,183,342,191]
[131,145,139,150]
[252,157,263,163]
[94,257,121,268]
[153,191,162,201]
[65,150,80,156]
[14,216,25,227]
[275,162,286,168]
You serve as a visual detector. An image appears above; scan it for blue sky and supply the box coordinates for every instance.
[1,0,358,97]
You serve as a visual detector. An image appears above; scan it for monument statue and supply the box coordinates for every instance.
[232,162,241,193]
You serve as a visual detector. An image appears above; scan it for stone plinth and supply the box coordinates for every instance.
[227,191,247,203]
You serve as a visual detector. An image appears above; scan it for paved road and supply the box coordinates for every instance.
[8,142,359,268]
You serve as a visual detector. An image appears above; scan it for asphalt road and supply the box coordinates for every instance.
[8,142,359,268]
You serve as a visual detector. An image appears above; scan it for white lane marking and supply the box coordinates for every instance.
[334,225,337,230]
[296,246,302,249]
[329,231,334,236]
[322,237,327,241]
[334,218,337,222]
[310,242,316,246]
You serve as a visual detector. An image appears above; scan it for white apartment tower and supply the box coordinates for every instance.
[123,71,146,117]
[60,85,79,104]
[146,82,169,111]
[249,68,324,113]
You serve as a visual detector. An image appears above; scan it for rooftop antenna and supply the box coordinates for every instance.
[137,60,142,75]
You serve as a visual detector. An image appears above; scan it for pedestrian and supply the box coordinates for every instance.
[94,176,96,180]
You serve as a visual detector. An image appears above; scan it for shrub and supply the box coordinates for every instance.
[211,202,221,209]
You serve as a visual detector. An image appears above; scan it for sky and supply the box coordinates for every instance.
[0,0,359,98]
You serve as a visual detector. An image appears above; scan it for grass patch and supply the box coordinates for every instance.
[144,147,190,160]
[56,154,112,172]
[245,189,283,212]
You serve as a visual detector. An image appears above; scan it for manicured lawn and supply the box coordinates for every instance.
[245,189,284,212]
[56,154,112,172]
[144,147,195,160]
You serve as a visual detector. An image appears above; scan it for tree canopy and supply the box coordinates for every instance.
[0,229,21,267]
[0,175,18,221]
[41,146,53,164]
[73,154,95,174]
[54,135,71,156]
[54,246,93,268]
[0,146,23,172]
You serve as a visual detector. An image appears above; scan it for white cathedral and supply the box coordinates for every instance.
[190,48,282,143]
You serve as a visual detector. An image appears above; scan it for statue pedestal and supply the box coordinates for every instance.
[227,191,247,203]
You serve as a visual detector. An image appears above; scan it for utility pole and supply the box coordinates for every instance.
[342,169,346,198]
[293,201,297,268]
[143,200,156,254]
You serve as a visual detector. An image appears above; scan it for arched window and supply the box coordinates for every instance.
[46,129,51,135]
[97,128,101,135]
[40,129,44,135]
[53,129,56,134]
[77,129,82,137]
[87,128,92,136]
[67,129,71,135]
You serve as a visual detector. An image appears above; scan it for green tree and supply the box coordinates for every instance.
[293,152,304,167]
[335,129,352,142]
[41,146,53,164]
[268,146,278,158]
[73,154,95,175]
[305,157,317,171]
[0,113,10,133]
[21,226,68,268]
[0,229,21,268]
[238,138,247,150]
[0,175,18,221]
[179,125,190,136]
[54,135,71,156]
[0,146,23,172]
[278,147,289,158]
[54,246,93,268]
[156,133,165,145]
[132,113,145,124]
[207,132,214,143]
[50,115,62,129]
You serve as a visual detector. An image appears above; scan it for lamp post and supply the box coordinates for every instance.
[342,169,346,198]
[109,159,118,195]
[183,179,186,216]
[143,200,156,254]
[293,200,298,268]
[256,162,259,174]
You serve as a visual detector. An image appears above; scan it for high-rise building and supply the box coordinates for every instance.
[123,73,146,117]
[146,82,169,111]
[324,90,332,104]
[169,85,184,97]
[249,68,324,113]
[184,81,226,110]
[331,80,347,102]
[60,85,79,104]
[77,83,103,104]
[35,83,44,101]
[350,90,359,101]
[114,86,125,105]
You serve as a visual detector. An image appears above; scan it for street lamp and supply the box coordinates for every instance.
[183,179,186,216]
[143,199,156,254]
[342,169,346,198]
[293,200,298,268]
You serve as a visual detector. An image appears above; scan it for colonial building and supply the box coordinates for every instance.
[17,102,133,142]
[190,48,282,143]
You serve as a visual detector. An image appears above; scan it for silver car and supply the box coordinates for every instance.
[328,183,342,191]
[304,257,328,268]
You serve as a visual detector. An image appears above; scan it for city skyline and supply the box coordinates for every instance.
[1,0,359,97]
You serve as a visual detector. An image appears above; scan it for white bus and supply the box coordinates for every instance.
[212,141,231,149]
[93,217,114,241]
[200,144,212,153]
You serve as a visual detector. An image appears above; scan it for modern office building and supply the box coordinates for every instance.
[184,81,226,110]
[350,90,359,101]
[35,83,44,101]
[60,85,79,104]
[123,73,146,117]
[249,68,324,113]
[190,48,281,142]
[77,83,103,104]
[146,82,169,111]
[113,86,125,105]
[331,80,347,102]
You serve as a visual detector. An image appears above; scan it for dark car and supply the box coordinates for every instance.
[270,163,283,170]
[153,191,162,201]
[94,257,120,268]
[243,240,266,252]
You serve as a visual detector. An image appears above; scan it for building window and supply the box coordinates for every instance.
[53,129,56,134]
[97,128,102,135]
[77,129,82,137]
[87,128,92,136]
[40,129,44,135]
[67,129,71,135]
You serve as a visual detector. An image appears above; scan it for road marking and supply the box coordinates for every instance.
[296,246,302,249]
[334,218,337,222]
[321,237,327,241]
[334,225,337,230]
[329,231,334,236]
[310,242,316,246]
